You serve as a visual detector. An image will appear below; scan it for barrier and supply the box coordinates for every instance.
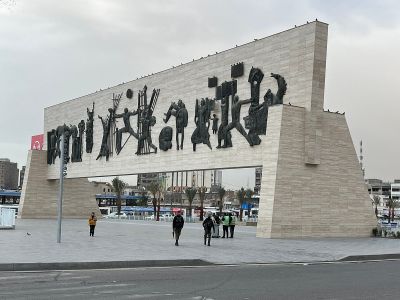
[0,207,16,229]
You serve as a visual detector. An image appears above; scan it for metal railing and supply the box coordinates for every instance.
[103,214,200,223]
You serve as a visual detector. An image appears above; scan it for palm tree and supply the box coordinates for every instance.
[148,182,160,220]
[185,187,197,218]
[236,188,246,221]
[372,195,380,218]
[111,177,126,218]
[245,188,254,219]
[218,187,226,214]
[387,197,399,222]
[198,187,207,221]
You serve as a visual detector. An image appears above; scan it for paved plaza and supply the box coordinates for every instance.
[0,218,398,269]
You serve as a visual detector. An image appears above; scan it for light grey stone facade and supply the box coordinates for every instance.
[20,21,376,236]
[19,150,100,218]
[257,106,375,238]
[44,21,329,179]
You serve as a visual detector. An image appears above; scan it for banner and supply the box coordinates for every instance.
[31,134,44,150]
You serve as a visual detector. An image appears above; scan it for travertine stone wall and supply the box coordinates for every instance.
[19,150,100,219]
[44,21,327,179]
[257,105,376,238]
[304,22,328,165]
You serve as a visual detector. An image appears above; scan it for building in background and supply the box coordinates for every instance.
[91,181,113,195]
[366,179,391,199]
[254,167,262,195]
[19,166,25,189]
[0,158,19,190]
[366,178,400,206]
[210,170,222,192]
[391,180,400,201]
[0,189,20,205]
[365,178,400,219]
[166,170,215,190]
[137,173,167,189]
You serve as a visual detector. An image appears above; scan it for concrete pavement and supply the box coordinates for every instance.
[0,218,398,270]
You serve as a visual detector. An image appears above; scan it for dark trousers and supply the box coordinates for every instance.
[222,225,229,238]
[229,225,235,238]
[204,229,212,245]
[89,225,95,236]
[174,228,182,246]
[174,228,182,242]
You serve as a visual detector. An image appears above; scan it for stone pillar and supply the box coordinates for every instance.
[257,105,376,238]
[303,21,328,165]
[19,150,100,218]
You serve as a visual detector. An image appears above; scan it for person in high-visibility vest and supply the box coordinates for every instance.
[222,213,230,238]
[88,212,97,237]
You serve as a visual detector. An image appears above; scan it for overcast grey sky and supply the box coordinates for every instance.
[1,0,400,187]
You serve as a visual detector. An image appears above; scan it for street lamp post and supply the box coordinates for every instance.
[57,133,67,243]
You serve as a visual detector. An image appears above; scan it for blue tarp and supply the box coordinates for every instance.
[241,202,253,209]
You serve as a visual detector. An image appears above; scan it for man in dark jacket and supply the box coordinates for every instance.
[172,211,185,246]
[202,212,215,246]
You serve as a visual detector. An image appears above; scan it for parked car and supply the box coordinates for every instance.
[106,212,127,219]
[160,214,174,221]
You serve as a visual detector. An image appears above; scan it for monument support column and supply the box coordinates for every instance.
[19,150,100,219]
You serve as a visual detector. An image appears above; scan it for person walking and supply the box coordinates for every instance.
[203,212,215,246]
[222,212,230,238]
[172,211,185,246]
[88,212,97,237]
[229,213,237,238]
[212,213,220,238]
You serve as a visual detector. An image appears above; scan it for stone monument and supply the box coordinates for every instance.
[20,21,375,237]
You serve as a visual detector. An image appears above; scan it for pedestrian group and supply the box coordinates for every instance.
[88,210,238,247]
[172,210,237,247]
